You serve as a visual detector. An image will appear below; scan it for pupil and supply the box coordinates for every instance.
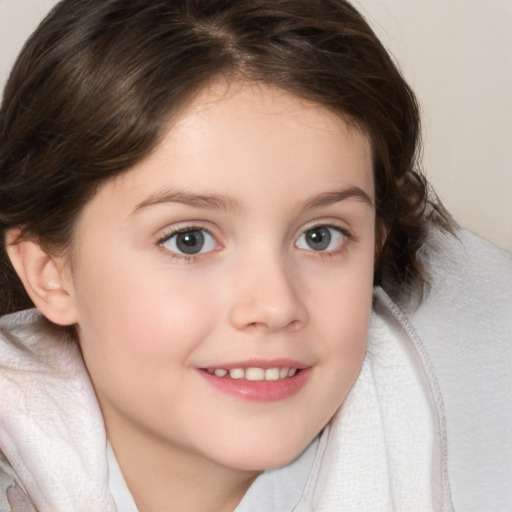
[306,227,331,251]
[176,230,204,254]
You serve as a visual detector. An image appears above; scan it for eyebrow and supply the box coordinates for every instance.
[302,186,374,210]
[131,185,374,215]
[132,190,242,214]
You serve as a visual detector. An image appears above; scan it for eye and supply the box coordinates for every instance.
[295,225,346,252]
[160,228,217,256]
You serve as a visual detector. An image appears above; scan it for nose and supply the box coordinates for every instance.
[228,255,308,333]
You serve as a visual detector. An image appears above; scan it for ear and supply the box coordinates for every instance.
[374,218,389,265]
[5,231,79,326]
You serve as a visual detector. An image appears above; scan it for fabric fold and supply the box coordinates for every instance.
[0,289,453,512]
[295,289,453,511]
[0,311,116,512]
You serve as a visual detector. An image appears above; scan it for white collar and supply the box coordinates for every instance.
[0,289,453,511]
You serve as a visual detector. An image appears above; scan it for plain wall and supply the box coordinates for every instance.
[1,0,511,251]
[353,0,512,252]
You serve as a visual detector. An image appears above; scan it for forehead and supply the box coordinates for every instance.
[176,79,370,157]
[80,80,374,223]
[128,80,372,189]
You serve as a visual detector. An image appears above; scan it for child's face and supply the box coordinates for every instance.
[67,81,376,472]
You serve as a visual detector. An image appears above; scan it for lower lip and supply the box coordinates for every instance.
[198,367,312,402]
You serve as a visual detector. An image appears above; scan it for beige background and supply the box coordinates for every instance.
[1,0,511,252]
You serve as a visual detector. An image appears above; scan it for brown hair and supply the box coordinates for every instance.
[0,0,453,315]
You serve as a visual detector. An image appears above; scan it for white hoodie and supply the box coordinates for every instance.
[1,229,510,512]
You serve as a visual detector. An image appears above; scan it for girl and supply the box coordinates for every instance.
[0,1,510,511]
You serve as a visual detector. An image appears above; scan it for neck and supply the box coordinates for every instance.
[106,414,258,512]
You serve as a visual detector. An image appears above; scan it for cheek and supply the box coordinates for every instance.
[320,287,370,380]
[309,243,374,325]
[73,257,219,390]
[306,249,374,385]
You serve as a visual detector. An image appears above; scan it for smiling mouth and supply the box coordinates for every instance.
[199,364,310,401]
[204,367,299,381]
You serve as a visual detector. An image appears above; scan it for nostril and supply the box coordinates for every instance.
[287,319,303,332]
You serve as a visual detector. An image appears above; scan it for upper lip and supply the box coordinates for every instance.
[200,358,310,370]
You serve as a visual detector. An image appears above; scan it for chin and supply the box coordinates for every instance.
[215,434,315,472]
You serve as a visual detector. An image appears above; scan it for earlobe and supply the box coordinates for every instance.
[5,231,79,326]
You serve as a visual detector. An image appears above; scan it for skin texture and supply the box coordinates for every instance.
[56,81,376,511]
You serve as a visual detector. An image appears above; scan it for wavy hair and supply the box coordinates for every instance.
[0,0,453,315]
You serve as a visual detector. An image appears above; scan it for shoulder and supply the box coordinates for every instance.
[404,228,512,512]
[0,310,115,511]
[406,227,511,359]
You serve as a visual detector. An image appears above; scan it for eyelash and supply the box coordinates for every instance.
[157,224,219,263]
[156,222,354,262]
[295,223,354,258]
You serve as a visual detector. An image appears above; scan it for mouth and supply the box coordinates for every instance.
[204,367,299,381]
[198,361,310,401]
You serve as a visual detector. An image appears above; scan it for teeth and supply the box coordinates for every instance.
[265,368,280,381]
[208,367,300,381]
[246,367,265,381]
[229,368,245,379]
